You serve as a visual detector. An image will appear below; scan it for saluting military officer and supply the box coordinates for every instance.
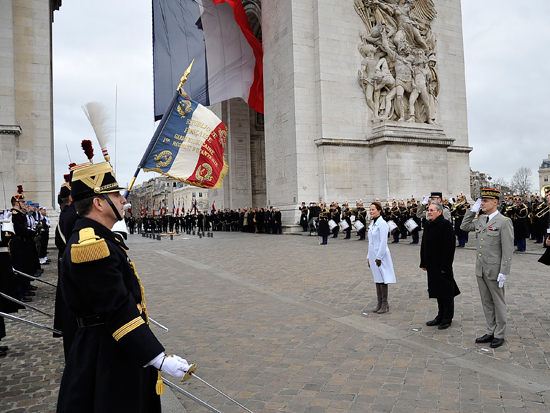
[57,162,191,412]
[460,187,513,349]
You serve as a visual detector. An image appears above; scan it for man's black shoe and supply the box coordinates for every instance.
[0,350,6,358]
[24,291,36,296]
[0,345,8,352]
[490,338,505,348]
[475,334,494,343]
[20,296,32,302]
[426,318,441,326]
[438,323,452,330]
[29,285,38,290]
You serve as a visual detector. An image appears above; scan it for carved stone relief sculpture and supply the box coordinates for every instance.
[355,0,439,124]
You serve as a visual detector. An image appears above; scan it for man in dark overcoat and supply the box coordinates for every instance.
[420,202,460,330]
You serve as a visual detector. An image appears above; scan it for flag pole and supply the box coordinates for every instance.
[124,59,195,199]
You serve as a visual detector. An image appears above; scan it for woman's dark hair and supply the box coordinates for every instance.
[370,201,382,212]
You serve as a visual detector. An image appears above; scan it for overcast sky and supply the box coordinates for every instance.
[52,0,550,195]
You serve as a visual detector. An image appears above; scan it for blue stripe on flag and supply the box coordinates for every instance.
[141,93,200,173]
[153,0,209,120]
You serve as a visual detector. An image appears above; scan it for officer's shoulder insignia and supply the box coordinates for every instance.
[11,210,18,215]
[71,227,110,263]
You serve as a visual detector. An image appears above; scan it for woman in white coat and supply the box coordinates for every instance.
[367,201,396,313]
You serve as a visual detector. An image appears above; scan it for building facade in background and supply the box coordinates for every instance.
[539,154,550,192]
[130,177,209,217]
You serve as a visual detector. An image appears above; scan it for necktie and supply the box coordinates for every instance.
[486,216,489,223]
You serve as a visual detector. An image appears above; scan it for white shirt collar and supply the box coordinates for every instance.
[486,210,499,222]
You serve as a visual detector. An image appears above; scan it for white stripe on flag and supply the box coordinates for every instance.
[167,103,223,180]
[200,0,255,104]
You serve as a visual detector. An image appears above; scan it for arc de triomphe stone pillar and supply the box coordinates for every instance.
[0,0,58,212]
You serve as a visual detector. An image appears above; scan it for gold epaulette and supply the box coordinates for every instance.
[71,227,110,263]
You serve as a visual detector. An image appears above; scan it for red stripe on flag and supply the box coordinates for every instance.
[214,0,264,114]
[187,122,228,188]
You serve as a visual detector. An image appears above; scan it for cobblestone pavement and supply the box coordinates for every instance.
[2,230,550,412]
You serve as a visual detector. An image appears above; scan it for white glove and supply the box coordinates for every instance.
[149,353,191,378]
[422,196,430,206]
[448,198,455,205]
[471,197,482,213]
[497,273,507,288]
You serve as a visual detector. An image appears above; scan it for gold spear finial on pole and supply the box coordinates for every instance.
[177,59,195,96]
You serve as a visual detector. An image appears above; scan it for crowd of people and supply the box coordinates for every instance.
[124,206,284,235]
[299,191,549,252]
[0,188,52,358]
[1,173,549,409]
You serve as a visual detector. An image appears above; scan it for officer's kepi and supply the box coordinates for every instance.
[70,162,126,221]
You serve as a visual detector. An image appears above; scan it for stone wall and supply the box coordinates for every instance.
[0,0,55,211]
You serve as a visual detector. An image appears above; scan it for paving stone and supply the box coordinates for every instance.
[3,234,550,412]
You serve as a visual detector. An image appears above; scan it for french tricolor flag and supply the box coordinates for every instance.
[152,0,264,120]
[139,91,228,189]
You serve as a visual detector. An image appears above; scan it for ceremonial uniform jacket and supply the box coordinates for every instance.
[9,208,38,277]
[460,210,513,280]
[57,218,164,413]
[512,204,530,239]
[54,204,74,343]
[0,229,23,315]
[318,209,331,237]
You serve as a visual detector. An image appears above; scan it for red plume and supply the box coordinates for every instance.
[17,185,23,194]
[68,162,76,170]
[81,140,94,161]
[64,174,70,183]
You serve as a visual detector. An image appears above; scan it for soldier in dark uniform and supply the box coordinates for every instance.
[512,196,529,252]
[330,202,341,238]
[390,200,401,243]
[342,202,352,239]
[299,202,309,232]
[9,186,39,301]
[399,200,409,240]
[197,211,204,232]
[53,177,79,360]
[38,207,51,264]
[409,197,421,244]
[0,210,24,357]
[57,161,191,412]
[532,196,549,244]
[318,203,330,245]
[451,194,469,248]
[355,201,367,241]
[274,208,282,234]
[383,201,391,221]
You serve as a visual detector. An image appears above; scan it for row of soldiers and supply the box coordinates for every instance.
[0,186,53,358]
[499,195,549,251]
[127,206,283,235]
[299,192,550,250]
[129,212,206,234]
